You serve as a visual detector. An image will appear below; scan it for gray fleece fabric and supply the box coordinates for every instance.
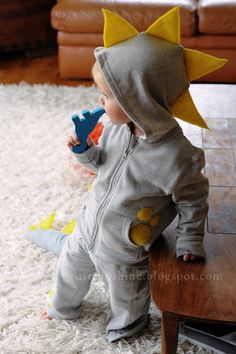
[75,121,208,261]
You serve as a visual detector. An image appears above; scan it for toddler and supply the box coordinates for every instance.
[26,7,226,342]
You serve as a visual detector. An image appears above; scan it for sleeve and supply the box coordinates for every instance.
[171,152,209,258]
[73,141,101,174]
[72,120,110,175]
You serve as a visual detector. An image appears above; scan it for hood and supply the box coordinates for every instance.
[95,32,189,141]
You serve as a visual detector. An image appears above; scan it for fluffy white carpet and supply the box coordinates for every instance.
[0,83,216,353]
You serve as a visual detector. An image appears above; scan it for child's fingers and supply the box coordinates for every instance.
[67,138,74,149]
[183,255,191,261]
[86,136,93,147]
[67,135,80,148]
[72,133,80,145]
[182,254,201,262]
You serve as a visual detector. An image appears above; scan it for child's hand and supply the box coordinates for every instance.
[182,254,202,262]
[67,133,92,150]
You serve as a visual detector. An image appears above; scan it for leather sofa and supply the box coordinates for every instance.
[51,0,236,82]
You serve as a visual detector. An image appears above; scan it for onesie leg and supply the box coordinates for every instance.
[47,234,96,319]
[94,257,150,342]
[25,229,68,256]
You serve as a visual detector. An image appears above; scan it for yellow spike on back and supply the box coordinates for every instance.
[102,8,139,48]
[146,6,180,44]
[61,220,76,235]
[184,48,228,81]
[171,90,209,129]
[28,212,55,231]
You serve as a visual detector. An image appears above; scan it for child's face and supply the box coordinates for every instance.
[93,67,131,125]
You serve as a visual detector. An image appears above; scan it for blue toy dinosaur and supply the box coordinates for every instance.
[71,107,105,153]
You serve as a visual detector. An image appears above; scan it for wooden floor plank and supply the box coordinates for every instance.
[0,53,92,86]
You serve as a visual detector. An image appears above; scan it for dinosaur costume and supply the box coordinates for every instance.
[26,7,227,342]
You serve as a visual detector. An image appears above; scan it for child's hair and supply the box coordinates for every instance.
[92,61,109,89]
[91,60,100,78]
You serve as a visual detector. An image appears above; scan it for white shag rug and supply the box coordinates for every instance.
[0,83,217,354]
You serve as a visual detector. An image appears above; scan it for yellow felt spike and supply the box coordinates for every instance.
[28,225,37,231]
[146,6,180,44]
[184,48,228,81]
[47,289,53,308]
[88,183,93,192]
[102,8,139,48]
[28,212,55,231]
[171,89,209,129]
[61,220,76,235]
[28,226,36,231]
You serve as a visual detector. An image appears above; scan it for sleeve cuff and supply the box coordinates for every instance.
[73,142,99,164]
[176,240,205,258]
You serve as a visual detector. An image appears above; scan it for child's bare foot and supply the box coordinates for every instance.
[40,309,52,320]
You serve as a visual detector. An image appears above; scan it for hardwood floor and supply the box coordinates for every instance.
[0,53,92,86]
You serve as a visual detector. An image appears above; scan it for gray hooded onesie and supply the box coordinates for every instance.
[47,33,209,342]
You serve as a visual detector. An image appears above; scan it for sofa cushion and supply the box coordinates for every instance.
[198,0,236,34]
[51,0,198,37]
[58,31,236,50]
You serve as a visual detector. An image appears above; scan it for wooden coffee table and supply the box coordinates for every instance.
[149,230,236,354]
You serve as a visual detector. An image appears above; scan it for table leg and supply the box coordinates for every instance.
[161,312,179,354]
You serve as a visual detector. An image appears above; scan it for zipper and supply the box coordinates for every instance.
[89,132,136,252]
[123,131,133,159]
